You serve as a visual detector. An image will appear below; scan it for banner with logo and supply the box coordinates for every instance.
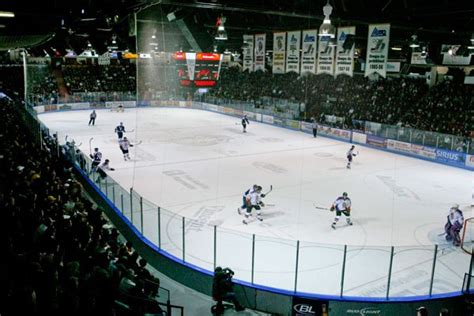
[254,33,266,71]
[441,44,473,65]
[411,52,428,65]
[335,26,355,76]
[243,35,254,72]
[286,31,301,73]
[273,32,286,74]
[292,297,328,316]
[317,35,335,75]
[365,24,390,78]
[301,29,317,74]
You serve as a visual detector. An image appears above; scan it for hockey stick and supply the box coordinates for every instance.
[313,203,329,211]
[65,135,68,143]
[263,185,273,196]
[127,129,135,133]
[438,232,446,236]
[89,137,93,155]
[134,140,142,146]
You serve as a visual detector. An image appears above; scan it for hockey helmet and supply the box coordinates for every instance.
[452,203,459,209]
[342,192,348,197]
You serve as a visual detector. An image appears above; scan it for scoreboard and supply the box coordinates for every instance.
[173,52,223,87]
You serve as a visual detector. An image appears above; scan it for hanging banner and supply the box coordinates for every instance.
[335,26,355,77]
[301,29,317,74]
[286,31,301,73]
[254,33,266,71]
[185,52,196,80]
[441,45,473,65]
[411,52,428,65]
[317,36,335,75]
[243,35,254,72]
[273,32,286,74]
[365,24,390,78]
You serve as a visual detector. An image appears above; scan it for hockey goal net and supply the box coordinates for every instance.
[461,217,474,254]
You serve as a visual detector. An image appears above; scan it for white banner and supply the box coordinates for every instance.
[441,45,473,65]
[365,24,390,78]
[254,34,266,71]
[317,36,335,75]
[243,35,254,72]
[411,52,427,65]
[286,31,301,73]
[335,26,355,77]
[273,32,286,74]
[185,52,196,80]
[301,30,317,74]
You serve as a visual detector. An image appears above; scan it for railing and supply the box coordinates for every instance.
[25,96,472,301]
[54,139,469,300]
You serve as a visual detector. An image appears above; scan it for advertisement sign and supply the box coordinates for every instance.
[273,32,286,74]
[467,155,474,168]
[365,24,390,78]
[292,297,328,316]
[317,35,335,75]
[300,121,313,133]
[367,134,387,148]
[435,148,466,164]
[254,33,266,71]
[243,35,254,72]
[301,29,317,74]
[441,45,473,65]
[262,114,274,124]
[352,132,367,144]
[335,26,355,77]
[319,125,351,140]
[286,31,301,73]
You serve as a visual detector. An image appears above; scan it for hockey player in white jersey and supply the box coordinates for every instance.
[444,204,464,246]
[89,147,102,173]
[238,184,258,214]
[346,145,357,169]
[331,192,352,229]
[119,137,134,160]
[242,186,265,224]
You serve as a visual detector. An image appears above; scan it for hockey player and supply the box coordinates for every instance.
[444,204,464,246]
[311,117,318,138]
[331,192,352,229]
[115,122,126,139]
[242,186,265,224]
[88,110,97,126]
[241,115,250,133]
[89,147,102,173]
[119,137,134,161]
[97,159,115,183]
[238,185,261,214]
[346,145,357,169]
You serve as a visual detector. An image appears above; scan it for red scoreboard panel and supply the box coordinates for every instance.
[173,52,222,87]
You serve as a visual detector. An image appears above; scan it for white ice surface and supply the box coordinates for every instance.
[39,107,473,297]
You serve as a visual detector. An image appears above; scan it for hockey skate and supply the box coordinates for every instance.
[237,207,242,215]
[331,223,336,229]
[347,219,353,226]
[243,219,248,224]
[257,215,263,221]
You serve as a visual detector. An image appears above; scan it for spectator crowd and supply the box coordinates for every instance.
[209,68,473,137]
[1,98,163,315]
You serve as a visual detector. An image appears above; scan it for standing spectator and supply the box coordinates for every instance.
[88,110,97,126]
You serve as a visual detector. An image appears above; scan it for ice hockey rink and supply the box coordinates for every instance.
[39,107,472,298]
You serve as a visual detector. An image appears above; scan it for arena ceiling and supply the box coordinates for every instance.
[0,0,473,61]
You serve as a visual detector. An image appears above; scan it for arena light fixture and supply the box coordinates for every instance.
[409,35,420,48]
[0,11,14,18]
[318,1,335,38]
[391,47,402,51]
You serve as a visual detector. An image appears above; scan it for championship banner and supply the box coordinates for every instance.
[365,24,390,78]
[441,45,473,65]
[335,26,355,77]
[301,29,317,74]
[286,31,301,73]
[186,52,196,80]
[254,34,266,71]
[317,36,335,75]
[243,35,254,72]
[273,32,286,74]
